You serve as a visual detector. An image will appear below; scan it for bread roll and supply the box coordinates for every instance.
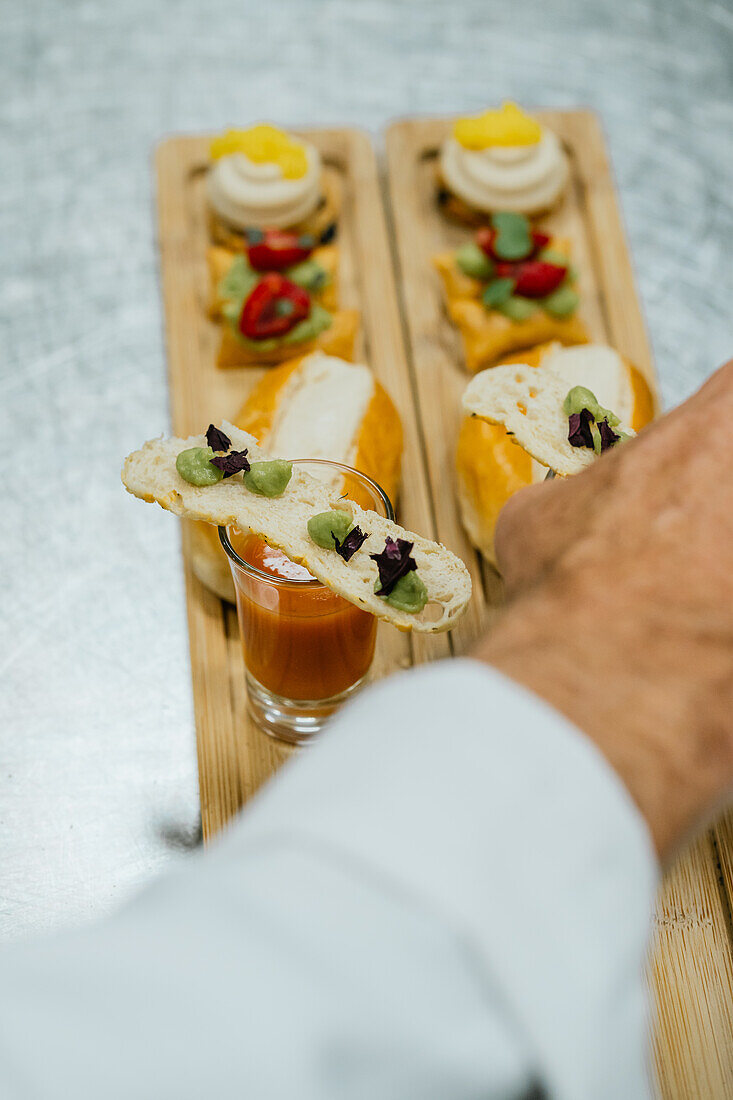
[455,344,656,564]
[192,352,403,600]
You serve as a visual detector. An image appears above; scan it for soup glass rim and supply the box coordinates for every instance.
[218,458,394,589]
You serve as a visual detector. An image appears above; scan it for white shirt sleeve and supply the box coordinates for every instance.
[0,660,657,1100]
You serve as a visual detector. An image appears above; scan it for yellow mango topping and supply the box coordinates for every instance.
[210,125,309,179]
[453,102,542,150]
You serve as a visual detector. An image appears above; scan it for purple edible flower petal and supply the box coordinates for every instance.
[333,525,369,562]
[598,419,621,451]
[206,424,232,452]
[568,409,622,454]
[209,449,250,477]
[370,537,417,595]
[567,408,595,449]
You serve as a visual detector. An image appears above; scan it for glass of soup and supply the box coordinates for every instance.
[219,460,393,745]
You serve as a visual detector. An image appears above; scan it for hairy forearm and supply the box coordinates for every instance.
[473,565,733,860]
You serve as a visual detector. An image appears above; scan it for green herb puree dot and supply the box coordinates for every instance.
[497,295,537,321]
[243,459,293,498]
[563,385,620,426]
[455,242,495,281]
[176,447,224,486]
[542,286,579,318]
[307,510,353,549]
[375,571,429,613]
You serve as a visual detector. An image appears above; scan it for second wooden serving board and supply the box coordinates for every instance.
[155,128,449,840]
[154,115,733,1099]
[385,111,733,1100]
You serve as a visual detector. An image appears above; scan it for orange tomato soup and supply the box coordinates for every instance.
[228,531,376,701]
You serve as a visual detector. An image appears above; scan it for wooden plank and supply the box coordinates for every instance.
[155,129,447,842]
[650,837,733,1099]
[714,813,733,925]
[385,112,733,1099]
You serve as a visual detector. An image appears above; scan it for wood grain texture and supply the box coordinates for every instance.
[155,129,446,843]
[649,836,733,1100]
[385,112,733,1100]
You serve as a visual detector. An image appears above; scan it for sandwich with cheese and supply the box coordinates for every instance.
[191,352,403,600]
[456,343,656,564]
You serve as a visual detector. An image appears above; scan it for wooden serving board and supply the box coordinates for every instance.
[385,113,733,1100]
[155,129,449,839]
[156,119,733,1098]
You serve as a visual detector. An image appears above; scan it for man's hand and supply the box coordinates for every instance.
[474,360,733,859]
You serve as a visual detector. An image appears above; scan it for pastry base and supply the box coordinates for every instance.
[215,308,360,369]
[208,166,343,249]
[447,298,588,373]
[434,234,574,301]
[433,239,587,371]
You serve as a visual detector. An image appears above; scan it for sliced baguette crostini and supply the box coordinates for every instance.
[462,363,635,477]
[122,423,471,634]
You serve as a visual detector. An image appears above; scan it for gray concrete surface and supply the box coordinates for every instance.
[1,0,731,939]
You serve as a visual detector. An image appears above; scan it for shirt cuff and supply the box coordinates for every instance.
[222,658,658,1100]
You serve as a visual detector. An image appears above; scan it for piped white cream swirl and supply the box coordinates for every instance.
[207,142,322,230]
[440,129,569,216]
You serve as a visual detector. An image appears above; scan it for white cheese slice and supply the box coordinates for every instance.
[266,353,375,484]
[530,457,550,484]
[541,344,634,425]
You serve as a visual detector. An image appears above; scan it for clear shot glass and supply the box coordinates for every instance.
[219,460,393,745]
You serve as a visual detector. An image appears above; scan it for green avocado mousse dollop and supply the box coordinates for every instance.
[563,385,618,424]
[243,459,293,498]
[176,446,224,486]
[307,509,354,549]
[563,385,629,455]
[376,571,428,613]
[370,536,428,614]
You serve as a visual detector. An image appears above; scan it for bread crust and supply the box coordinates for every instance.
[234,356,305,438]
[351,381,403,507]
[235,359,402,505]
[455,416,532,565]
[628,366,657,431]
